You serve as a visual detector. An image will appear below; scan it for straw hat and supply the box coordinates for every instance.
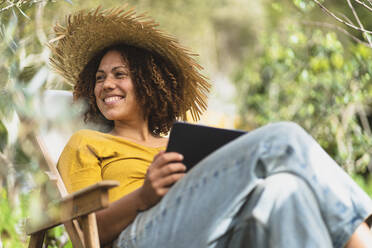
[48,5,211,121]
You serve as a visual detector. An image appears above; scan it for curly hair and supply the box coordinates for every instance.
[73,44,186,135]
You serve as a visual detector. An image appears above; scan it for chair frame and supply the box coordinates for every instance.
[26,132,119,248]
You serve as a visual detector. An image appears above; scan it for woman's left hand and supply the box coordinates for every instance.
[138,151,186,210]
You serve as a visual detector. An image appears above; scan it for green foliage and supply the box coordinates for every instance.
[0,121,8,152]
[353,174,372,197]
[0,189,29,247]
[234,26,372,181]
[43,226,72,248]
[292,0,317,11]
[0,1,69,247]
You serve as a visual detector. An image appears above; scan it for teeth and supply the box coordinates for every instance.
[104,96,124,103]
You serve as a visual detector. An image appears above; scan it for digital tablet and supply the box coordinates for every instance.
[166,122,246,171]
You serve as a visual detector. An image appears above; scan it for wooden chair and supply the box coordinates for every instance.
[26,90,119,248]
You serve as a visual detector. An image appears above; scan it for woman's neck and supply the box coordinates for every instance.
[111,119,153,141]
[110,120,167,148]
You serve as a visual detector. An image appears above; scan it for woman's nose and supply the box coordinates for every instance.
[102,76,116,90]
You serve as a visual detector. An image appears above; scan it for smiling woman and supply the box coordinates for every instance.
[51,5,372,248]
[74,44,191,136]
[94,50,141,125]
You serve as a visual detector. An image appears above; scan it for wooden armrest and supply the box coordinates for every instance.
[26,180,119,235]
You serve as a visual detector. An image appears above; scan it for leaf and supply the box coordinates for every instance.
[14,141,31,167]
[1,110,20,146]
[18,65,38,83]
[63,241,73,248]
[0,120,8,152]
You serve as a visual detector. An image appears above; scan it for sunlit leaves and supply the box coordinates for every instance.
[353,174,372,197]
[0,121,7,152]
[234,27,372,179]
[310,56,330,72]
[0,189,29,247]
[354,43,372,59]
[292,0,317,11]
[0,1,58,247]
[330,53,344,69]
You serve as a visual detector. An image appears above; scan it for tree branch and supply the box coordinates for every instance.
[337,11,357,26]
[353,0,372,12]
[0,2,16,13]
[311,0,372,34]
[0,0,42,13]
[347,0,372,46]
[365,0,372,8]
[301,20,372,48]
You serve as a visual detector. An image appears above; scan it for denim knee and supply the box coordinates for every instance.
[249,121,317,179]
[265,121,310,142]
[261,122,315,156]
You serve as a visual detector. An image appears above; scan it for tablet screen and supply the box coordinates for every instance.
[166,122,246,171]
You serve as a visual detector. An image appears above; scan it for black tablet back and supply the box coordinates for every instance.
[166,122,246,171]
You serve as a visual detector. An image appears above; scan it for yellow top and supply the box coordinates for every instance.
[57,129,165,203]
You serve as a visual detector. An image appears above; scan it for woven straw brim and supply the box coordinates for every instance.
[48,5,210,121]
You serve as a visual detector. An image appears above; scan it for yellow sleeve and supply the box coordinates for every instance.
[57,130,102,194]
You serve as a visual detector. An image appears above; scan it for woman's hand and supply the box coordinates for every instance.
[138,151,186,210]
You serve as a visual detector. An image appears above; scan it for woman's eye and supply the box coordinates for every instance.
[115,72,128,78]
[96,75,104,82]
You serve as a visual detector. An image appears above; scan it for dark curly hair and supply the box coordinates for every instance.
[74,44,185,135]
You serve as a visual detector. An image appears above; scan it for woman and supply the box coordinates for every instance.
[53,6,372,248]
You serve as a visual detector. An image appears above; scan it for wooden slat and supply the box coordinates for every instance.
[26,181,119,235]
[28,231,45,248]
[31,132,86,247]
[31,133,68,197]
[81,213,100,248]
[64,220,85,248]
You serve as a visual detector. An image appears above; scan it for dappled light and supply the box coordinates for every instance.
[0,0,371,247]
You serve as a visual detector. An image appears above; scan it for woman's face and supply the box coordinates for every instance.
[94,50,143,123]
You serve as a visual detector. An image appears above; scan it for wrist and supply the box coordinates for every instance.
[136,187,150,212]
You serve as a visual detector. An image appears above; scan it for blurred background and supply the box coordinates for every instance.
[1,0,371,246]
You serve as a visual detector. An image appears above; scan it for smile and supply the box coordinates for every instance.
[103,96,125,104]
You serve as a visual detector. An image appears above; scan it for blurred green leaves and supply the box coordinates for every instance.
[233,0,372,188]
[0,189,29,248]
[234,25,372,183]
[0,1,61,247]
[293,0,317,12]
[353,174,372,197]
[0,121,8,152]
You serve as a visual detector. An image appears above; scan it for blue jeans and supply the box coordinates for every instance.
[113,122,372,248]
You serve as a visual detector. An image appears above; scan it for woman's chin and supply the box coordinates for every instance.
[102,113,131,122]
[102,113,119,121]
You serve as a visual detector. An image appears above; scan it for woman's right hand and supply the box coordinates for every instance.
[138,151,186,211]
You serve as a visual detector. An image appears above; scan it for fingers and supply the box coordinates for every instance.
[139,152,186,209]
[148,162,186,184]
[158,162,186,176]
[151,152,184,169]
[145,168,185,201]
[145,172,184,201]
[157,172,186,188]
[147,162,186,186]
